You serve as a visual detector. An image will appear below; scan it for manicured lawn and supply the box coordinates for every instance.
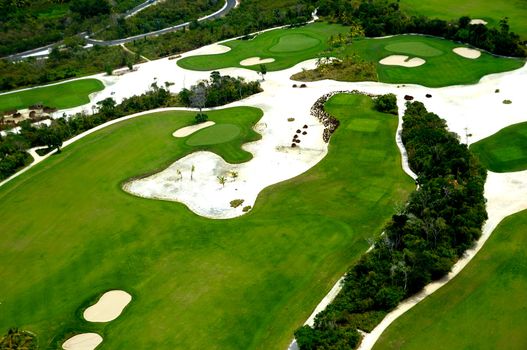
[373,209,527,350]
[398,0,527,40]
[177,22,349,71]
[0,79,104,112]
[0,96,413,349]
[186,123,242,146]
[342,35,524,87]
[471,122,527,172]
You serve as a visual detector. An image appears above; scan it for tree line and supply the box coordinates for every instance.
[0,72,260,181]
[295,99,487,349]
[316,0,525,57]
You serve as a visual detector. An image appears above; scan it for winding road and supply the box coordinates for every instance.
[5,0,236,60]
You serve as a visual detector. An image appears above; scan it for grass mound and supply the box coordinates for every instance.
[385,41,444,57]
[186,123,242,146]
[471,122,527,172]
[373,208,527,350]
[0,99,413,349]
[0,79,104,111]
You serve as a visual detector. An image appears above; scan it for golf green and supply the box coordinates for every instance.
[342,35,524,87]
[0,96,413,349]
[471,121,527,172]
[373,208,527,350]
[186,124,241,146]
[177,22,349,71]
[0,79,104,112]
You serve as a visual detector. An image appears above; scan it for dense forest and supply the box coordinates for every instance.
[0,72,260,181]
[317,0,526,57]
[295,100,487,349]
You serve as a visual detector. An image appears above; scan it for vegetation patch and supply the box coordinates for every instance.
[291,56,378,83]
[0,93,413,349]
[471,121,527,172]
[0,79,104,112]
[230,199,244,208]
[373,208,527,350]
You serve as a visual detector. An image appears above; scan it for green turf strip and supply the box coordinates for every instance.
[373,208,527,350]
[398,0,527,40]
[471,121,527,172]
[0,79,104,112]
[0,97,413,349]
[268,34,321,53]
[186,124,241,146]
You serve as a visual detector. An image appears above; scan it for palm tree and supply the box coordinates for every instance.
[217,176,226,188]
[191,165,195,180]
[230,171,238,181]
[176,169,182,181]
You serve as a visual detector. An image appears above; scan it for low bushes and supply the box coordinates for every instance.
[295,100,487,349]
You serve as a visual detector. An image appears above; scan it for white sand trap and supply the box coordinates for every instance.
[173,121,215,137]
[240,57,275,66]
[470,19,488,25]
[62,333,102,350]
[83,290,132,322]
[379,55,425,67]
[453,47,481,59]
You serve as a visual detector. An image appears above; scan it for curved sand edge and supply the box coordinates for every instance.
[453,47,481,59]
[83,290,132,322]
[173,121,215,137]
[62,333,102,350]
[240,57,275,66]
[470,18,487,25]
[379,55,425,67]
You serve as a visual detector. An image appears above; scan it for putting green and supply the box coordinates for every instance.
[186,123,241,146]
[385,41,443,57]
[342,35,524,87]
[471,121,527,172]
[269,34,321,53]
[0,95,413,349]
[373,208,527,350]
[0,79,104,111]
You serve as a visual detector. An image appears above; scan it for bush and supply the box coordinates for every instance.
[195,113,209,123]
[503,99,512,104]
[242,205,252,212]
[374,93,398,115]
[230,199,244,208]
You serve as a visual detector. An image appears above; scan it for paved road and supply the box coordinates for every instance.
[5,0,236,60]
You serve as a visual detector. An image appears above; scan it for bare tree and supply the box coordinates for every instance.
[190,82,208,115]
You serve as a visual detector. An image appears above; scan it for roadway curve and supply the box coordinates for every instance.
[5,0,236,60]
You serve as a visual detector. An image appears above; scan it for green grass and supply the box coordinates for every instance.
[177,22,349,71]
[186,124,242,146]
[342,35,524,87]
[0,79,104,112]
[373,208,527,350]
[470,122,527,172]
[0,96,414,349]
[398,0,527,40]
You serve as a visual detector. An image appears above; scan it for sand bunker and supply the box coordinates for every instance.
[470,19,488,25]
[83,290,132,322]
[453,47,481,59]
[379,55,425,67]
[173,121,215,137]
[240,57,275,66]
[62,333,102,350]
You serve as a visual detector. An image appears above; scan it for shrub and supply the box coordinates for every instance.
[195,113,209,123]
[495,89,500,93]
[288,117,295,122]
[300,84,307,88]
[503,99,512,104]
[230,199,244,208]
[374,93,398,114]
[242,205,252,212]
